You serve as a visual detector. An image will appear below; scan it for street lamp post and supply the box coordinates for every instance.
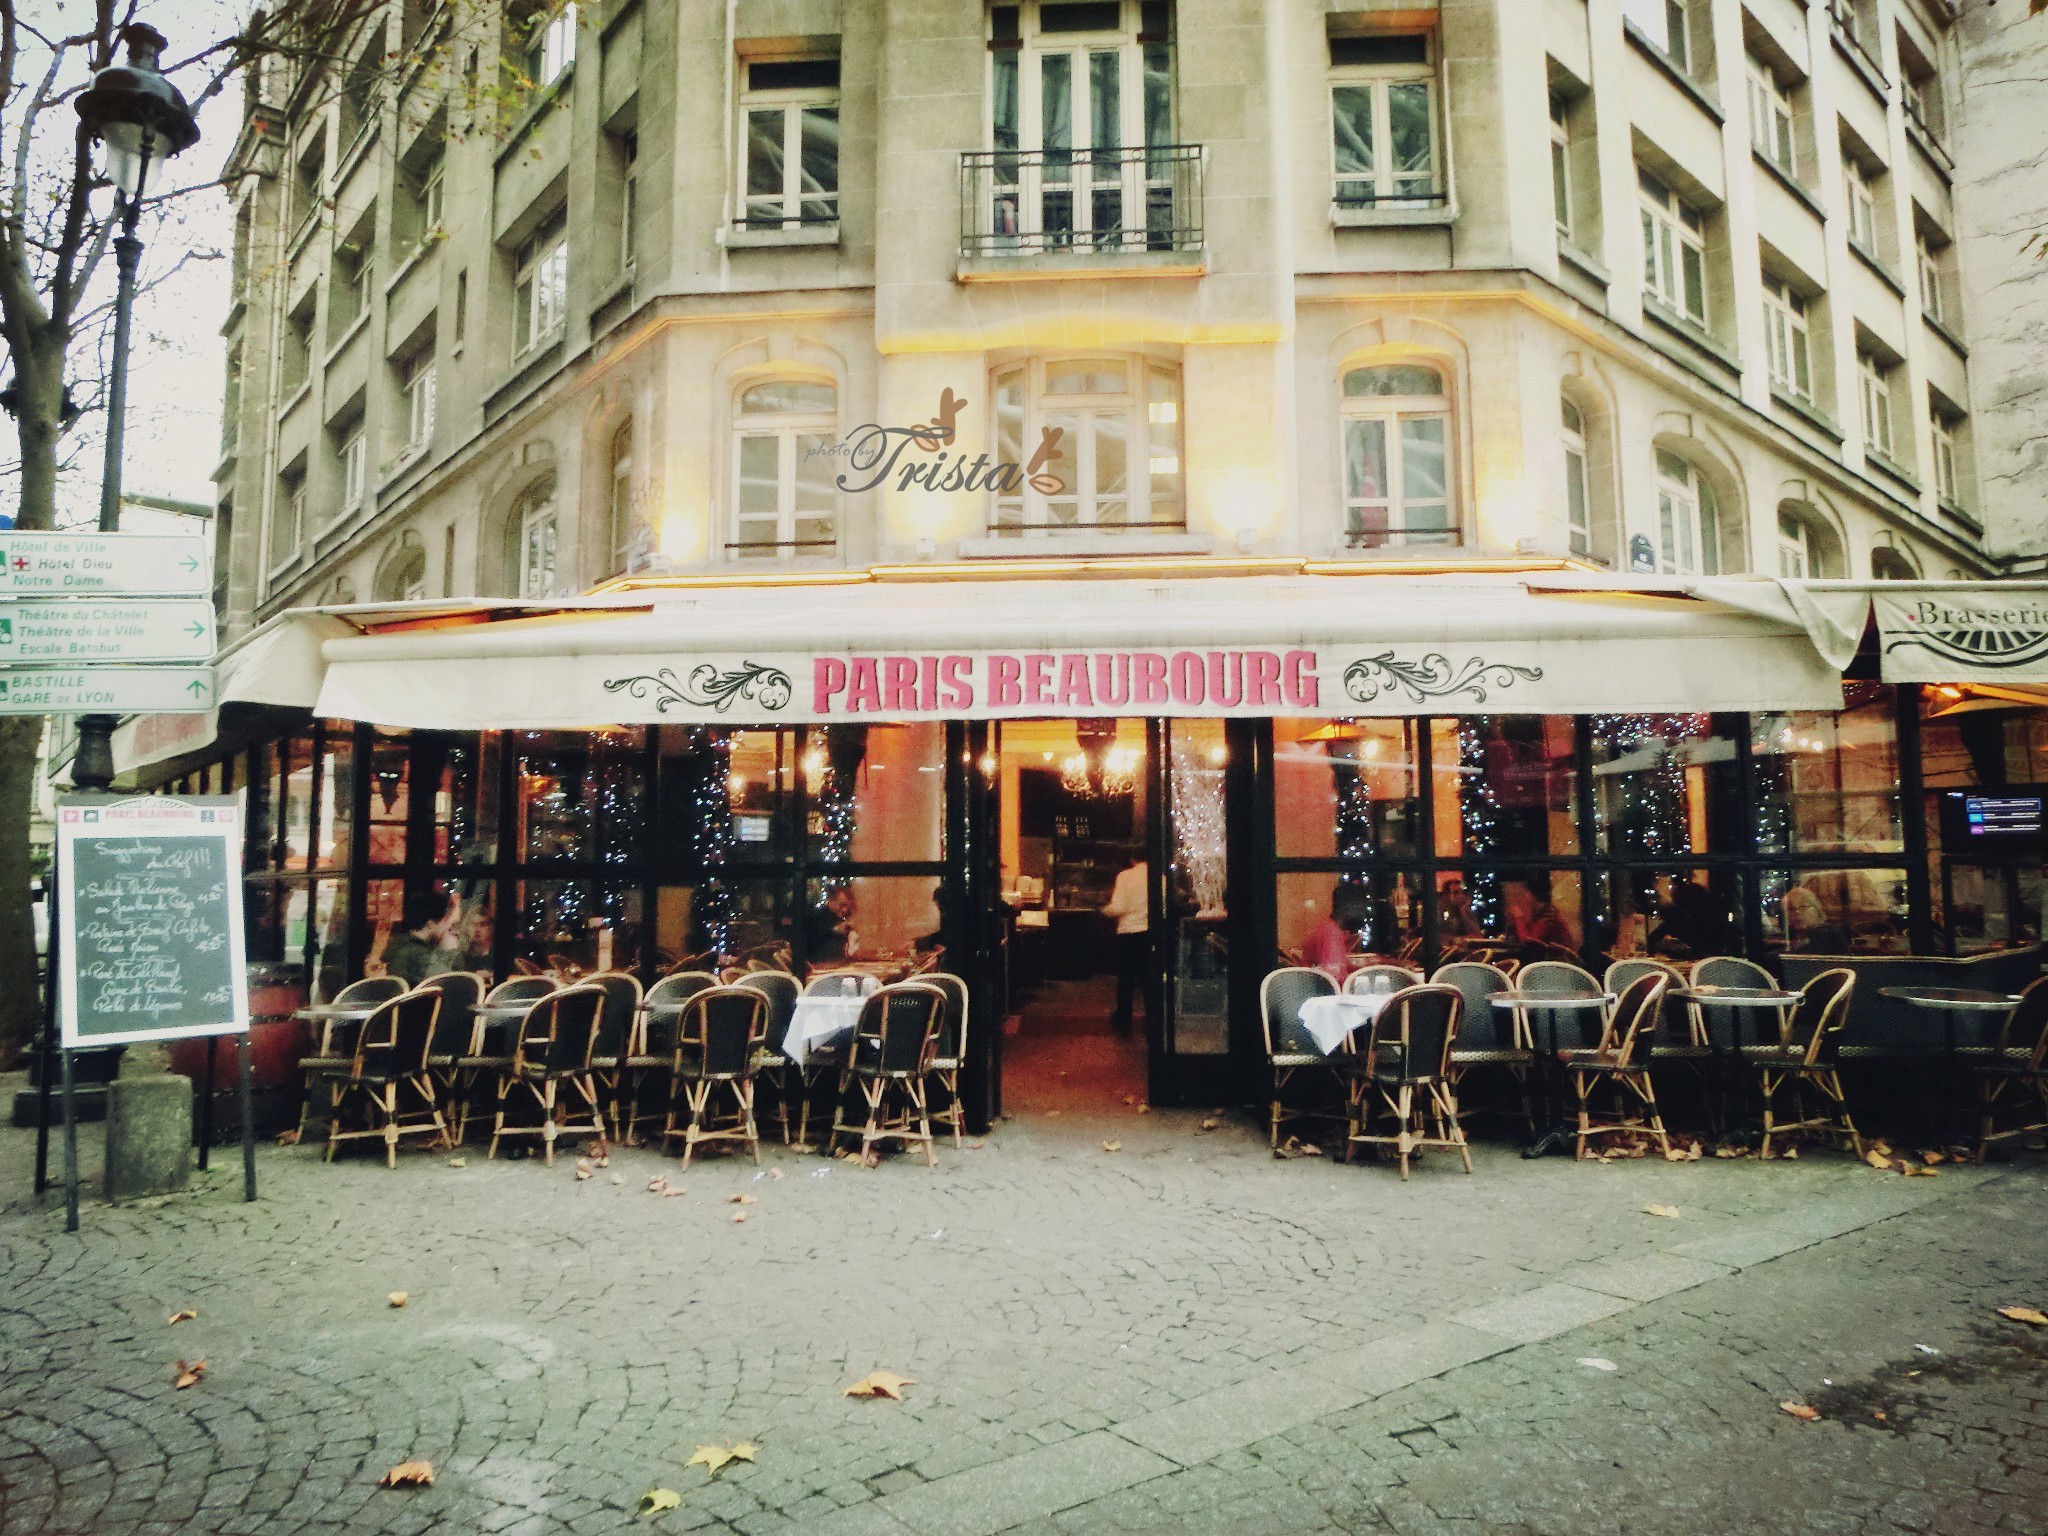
[70,23,201,791]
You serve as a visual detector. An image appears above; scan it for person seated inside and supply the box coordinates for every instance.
[1503,874,1576,952]
[1783,886,1849,953]
[1300,884,1370,981]
[383,888,457,986]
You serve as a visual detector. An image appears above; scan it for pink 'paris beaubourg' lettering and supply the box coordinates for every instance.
[812,652,1320,714]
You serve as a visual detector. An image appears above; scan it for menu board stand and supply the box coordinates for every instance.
[52,794,255,1230]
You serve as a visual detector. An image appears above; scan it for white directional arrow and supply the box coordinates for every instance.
[0,598,216,664]
[0,532,210,596]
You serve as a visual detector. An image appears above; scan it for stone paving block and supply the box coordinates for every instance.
[794,1501,921,1536]
[1112,1366,1368,1466]
[1449,1284,1636,1344]
[1666,1224,1817,1269]
[1560,1252,1734,1302]
[877,1430,1174,1535]
[1298,1324,1510,1397]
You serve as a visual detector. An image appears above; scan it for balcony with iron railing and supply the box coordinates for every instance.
[958,143,1205,277]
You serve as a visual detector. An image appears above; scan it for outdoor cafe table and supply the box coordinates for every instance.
[292,1002,382,1057]
[1877,987,2019,1054]
[471,1001,537,1055]
[1668,986,1802,1049]
[783,995,868,1068]
[1296,994,1393,1056]
[1489,991,1615,1054]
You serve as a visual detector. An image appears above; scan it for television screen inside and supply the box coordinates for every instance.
[1939,791,2045,855]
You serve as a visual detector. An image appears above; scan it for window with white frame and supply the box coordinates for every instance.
[513,214,567,355]
[1930,401,1961,505]
[1761,275,1812,403]
[1338,363,1453,550]
[513,475,559,596]
[1899,33,1943,138]
[1549,94,1574,241]
[1624,0,1693,73]
[1776,508,1822,578]
[608,418,639,573]
[991,357,1182,535]
[1916,232,1946,323]
[1843,155,1878,254]
[1561,396,1592,559]
[732,380,838,557]
[740,57,840,229]
[1639,169,1708,327]
[1857,349,1894,460]
[1329,32,1441,208]
[615,129,638,270]
[984,1,1179,252]
[420,154,444,232]
[336,417,368,516]
[1654,447,1723,575]
[271,464,307,574]
[517,2,576,90]
[400,351,436,455]
[1746,55,1796,176]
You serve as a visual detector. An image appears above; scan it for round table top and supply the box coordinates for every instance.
[294,1002,382,1021]
[476,1001,542,1020]
[1879,986,2020,1011]
[1673,986,1801,1005]
[1490,991,1613,1008]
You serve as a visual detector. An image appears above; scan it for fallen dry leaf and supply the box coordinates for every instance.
[1101,1140,1122,1153]
[648,1175,669,1193]
[1122,1094,1136,1106]
[1644,1204,1680,1219]
[609,1173,625,1186]
[1779,1401,1822,1422]
[1782,1146,1799,1160]
[966,1139,986,1150]
[1663,1147,1690,1163]
[173,1359,206,1389]
[379,1460,435,1488]
[1687,1141,1703,1161]
[1864,1150,1893,1170]
[1713,1146,1740,1159]
[1137,1103,1151,1115]
[275,1128,302,1146]
[1197,1117,1220,1133]
[387,1292,408,1309]
[731,1211,748,1224]
[769,1168,784,1181]
[1920,1150,1946,1166]
[843,1369,915,1400]
[1998,1305,2048,1326]
[661,1188,687,1199]
[574,1159,595,1181]
[447,1156,467,1168]
[1872,1139,1894,1157]
[166,1309,196,1326]
[728,1193,757,1205]
[686,1442,757,1479]
[1900,1163,1939,1178]
[640,1487,682,1515]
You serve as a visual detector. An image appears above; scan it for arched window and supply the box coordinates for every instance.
[1340,362,1451,549]
[990,357,1181,535]
[1561,397,1592,560]
[1652,447,1725,575]
[373,531,428,601]
[608,418,638,575]
[733,380,836,559]
[1774,502,1841,579]
[512,475,559,596]
[1871,546,1918,581]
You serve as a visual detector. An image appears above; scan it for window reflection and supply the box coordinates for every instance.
[1433,716,1579,858]
[321,726,354,869]
[806,722,946,863]
[515,728,646,863]
[1753,684,1901,853]
[1586,868,1740,963]
[1762,868,1908,954]
[1441,867,1583,960]
[1590,714,1737,856]
[1273,717,1419,858]
[1277,870,1423,974]
[805,875,942,966]
[281,732,316,870]
[512,878,644,973]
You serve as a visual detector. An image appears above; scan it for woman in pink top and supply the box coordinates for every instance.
[1300,884,1369,980]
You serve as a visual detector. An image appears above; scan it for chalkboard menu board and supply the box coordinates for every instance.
[56,795,248,1048]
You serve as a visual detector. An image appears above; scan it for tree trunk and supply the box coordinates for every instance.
[0,338,64,1066]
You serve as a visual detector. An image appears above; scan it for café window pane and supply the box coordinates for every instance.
[512,878,645,974]
[806,721,946,864]
[1752,686,1902,854]
[366,731,410,866]
[1436,867,1584,960]
[435,732,502,866]
[722,729,796,862]
[319,728,355,870]
[1590,714,1739,857]
[665,874,795,965]
[1276,870,1424,972]
[805,874,942,967]
[1762,868,1908,955]
[515,728,648,862]
[1588,868,1740,964]
[246,741,279,872]
[1273,717,1420,858]
[310,877,351,1001]
[1431,717,1580,859]
[282,733,318,871]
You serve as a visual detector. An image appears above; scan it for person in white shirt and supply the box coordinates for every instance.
[1102,851,1150,1036]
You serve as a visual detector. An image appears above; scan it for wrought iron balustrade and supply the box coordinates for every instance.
[960,144,1204,258]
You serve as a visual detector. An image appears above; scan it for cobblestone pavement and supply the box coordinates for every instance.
[2,1088,2044,1536]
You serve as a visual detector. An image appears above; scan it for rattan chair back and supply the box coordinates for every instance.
[918,973,970,1062]
[333,974,408,1009]
[1690,954,1775,991]
[1789,968,1856,1065]
[1516,961,1602,998]
[854,983,945,1078]
[485,974,556,1008]
[537,985,605,1076]
[679,986,768,1079]
[1999,976,2048,1067]
[1344,964,1425,995]
[1369,985,1464,1084]
[417,971,483,1055]
[1260,967,1336,1057]
[1430,962,1515,1049]
[733,970,800,1050]
[1601,972,1669,1066]
[648,971,718,1008]
[583,970,644,1059]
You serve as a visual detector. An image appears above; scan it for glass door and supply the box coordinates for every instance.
[1149,718,1240,1103]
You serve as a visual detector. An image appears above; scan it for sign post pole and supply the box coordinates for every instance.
[60,1046,79,1233]
[197,1035,217,1172]
[32,857,60,1196]
[238,1030,257,1204]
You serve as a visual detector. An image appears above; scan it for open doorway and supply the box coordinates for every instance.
[994,719,1150,1113]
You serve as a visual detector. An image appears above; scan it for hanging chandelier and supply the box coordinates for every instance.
[1061,719,1141,798]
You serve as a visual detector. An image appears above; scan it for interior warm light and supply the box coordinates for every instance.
[1207,745,1228,766]
[727,773,746,794]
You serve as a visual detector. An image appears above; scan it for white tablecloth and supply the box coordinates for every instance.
[1297,994,1391,1055]
[784,995,867,1067]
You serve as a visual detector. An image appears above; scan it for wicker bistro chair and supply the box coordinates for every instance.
[1259,967,1341,1152]
[1432,961,1534,1133]
[663,986,770,1168]
[1606,957,1715,1129]
[1558,971,1672,1160]
[582,970,644,1132]
[915,973,972,1148]
[296,974,410,1141]
[450,976,557,1142]
[1687,955,1791,1050]
[1511,961,1607,1056]
[489,984,609,1164]
[1343,964,1426,995]
[734,970,802,1142]
[325,990,449,1167]
[1343,985,1472,1179]
[1739,968,1860,1159]
[1976,977,2048,1161]
[417,971,484,1126]
[796,971,881,1146]
[831,983,948,1169]
[621,970,721,1142]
